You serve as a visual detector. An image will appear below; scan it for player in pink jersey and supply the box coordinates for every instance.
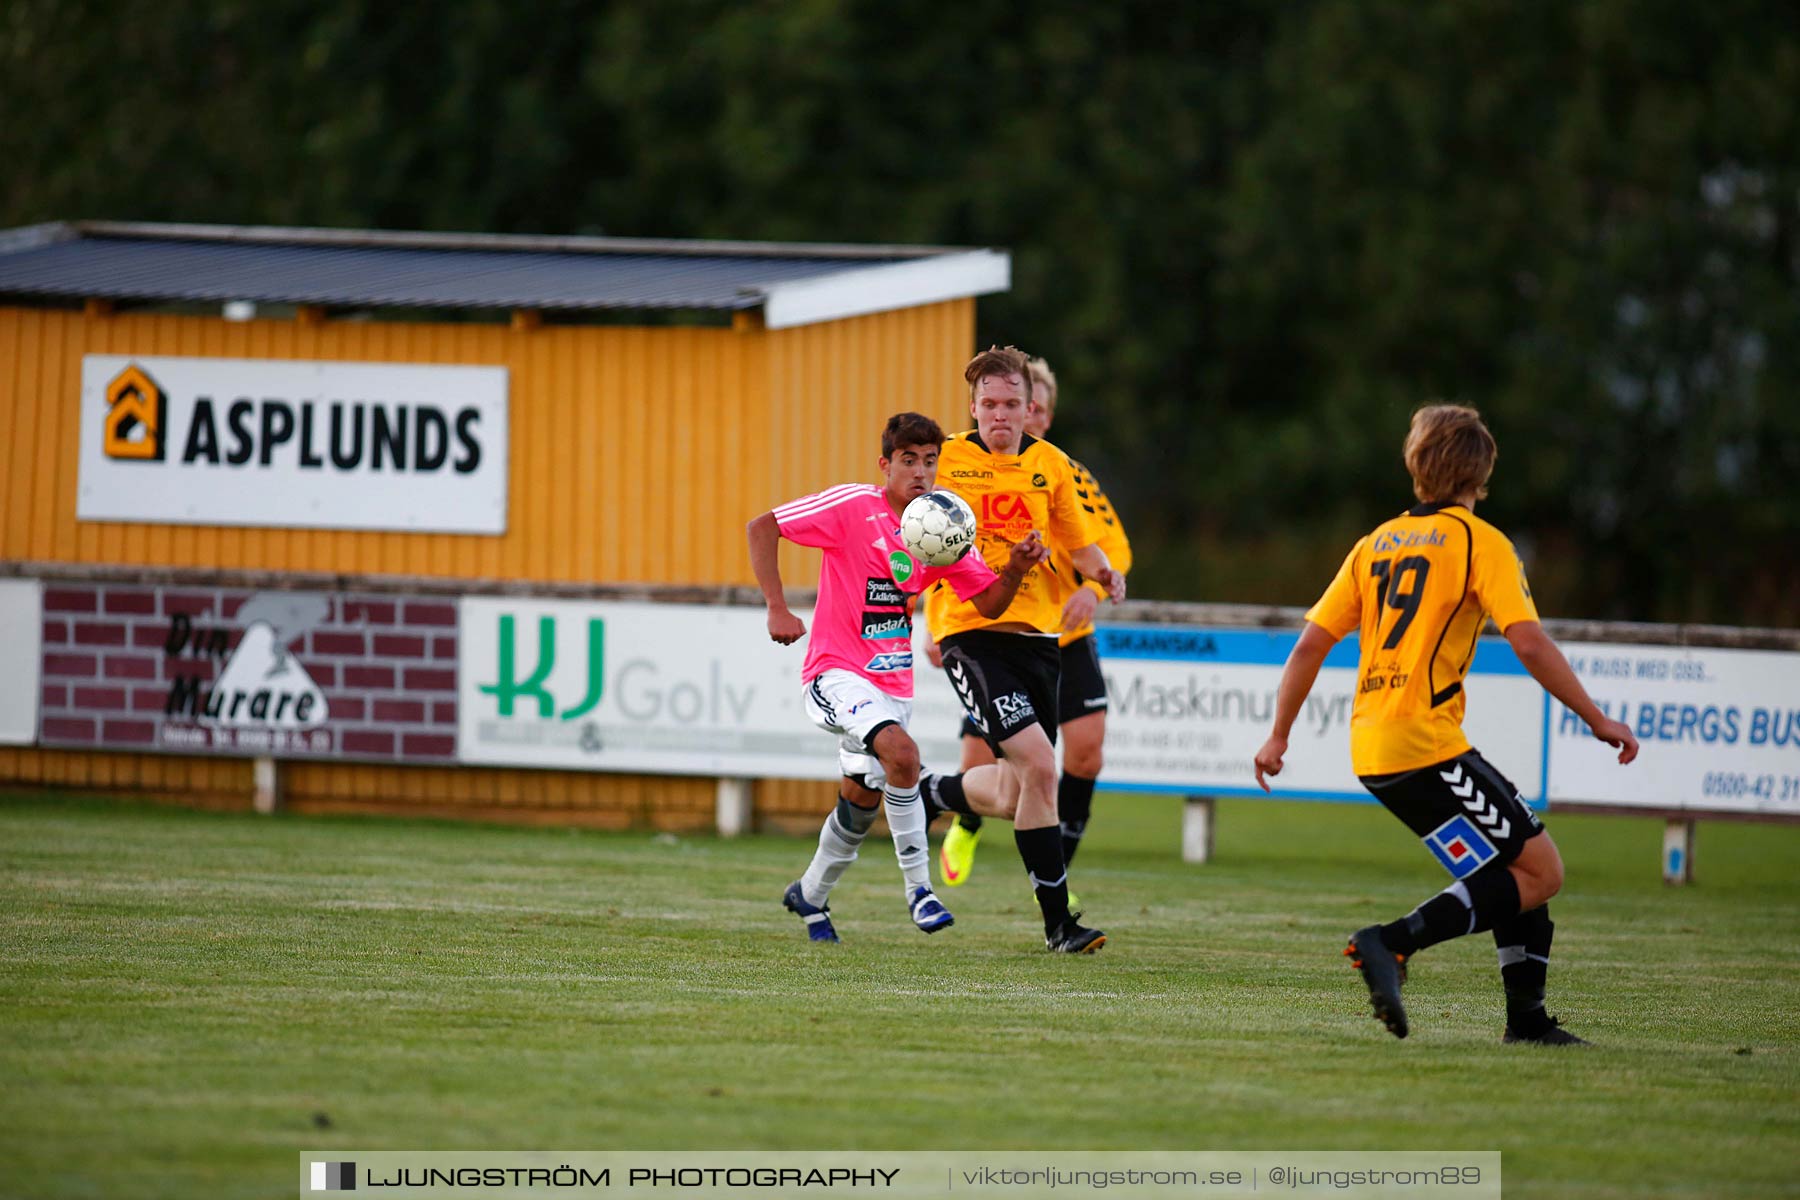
[748,412,1046,941]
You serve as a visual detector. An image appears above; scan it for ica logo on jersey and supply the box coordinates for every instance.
[978,492,1036,540]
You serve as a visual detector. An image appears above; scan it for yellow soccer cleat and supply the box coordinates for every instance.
[939,821,980,887]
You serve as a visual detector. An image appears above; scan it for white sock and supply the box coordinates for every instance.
[884,782,930,895]
[799,809,865,908]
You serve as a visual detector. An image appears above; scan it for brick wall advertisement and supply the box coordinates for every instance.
[39,583,458,762]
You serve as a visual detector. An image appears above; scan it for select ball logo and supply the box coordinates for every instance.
[900,491,976,567]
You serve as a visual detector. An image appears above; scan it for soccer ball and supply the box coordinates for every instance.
[900,490,978,567]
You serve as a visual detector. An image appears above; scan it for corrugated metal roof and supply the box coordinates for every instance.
[0,222,1008,324]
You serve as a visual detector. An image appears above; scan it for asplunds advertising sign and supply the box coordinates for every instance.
[458,598,835,778]
[78,355,508,533]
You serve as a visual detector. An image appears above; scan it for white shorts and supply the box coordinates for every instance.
[801,670,912,786]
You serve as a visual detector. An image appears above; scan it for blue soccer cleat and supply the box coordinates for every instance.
[783,880,840,943]
[908,886,955,934]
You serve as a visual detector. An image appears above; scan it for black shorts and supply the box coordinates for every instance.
[1057,633,1109,725]
[939,630,1062,755]
[1360,749,1545,880]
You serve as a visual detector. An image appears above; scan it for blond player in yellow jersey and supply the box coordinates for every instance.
[922,346,1124,953]
[934,356,1132,888]
[1254,404,1638,1044]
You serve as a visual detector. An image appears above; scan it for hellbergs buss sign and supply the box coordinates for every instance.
[77,355,509,534]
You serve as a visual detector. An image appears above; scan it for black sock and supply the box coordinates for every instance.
[923,772,974,818]
[918,780,945,824]
[1494,905,1554,1034]
[1058,773,1096,865]
[1380,867,1521,955]
[1013,826,1069,932]
[958,812,984,833]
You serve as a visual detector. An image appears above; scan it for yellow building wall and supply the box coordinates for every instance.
[0,300,974,583]
[0,298,976,823]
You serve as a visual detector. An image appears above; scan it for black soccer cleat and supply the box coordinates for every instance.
[1503,1016,1590,1046]
[1046,914,1106,954]
[1346,925,1409,1039]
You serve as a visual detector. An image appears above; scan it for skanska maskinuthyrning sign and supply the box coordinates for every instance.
[78,354,509,534]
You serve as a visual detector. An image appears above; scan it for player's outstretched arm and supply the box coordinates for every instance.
[1253,621,1339,791]
[1069,542,1126,602]
[970,531,1047,619]
[746,512,806,645]
[1505,621,1639,764]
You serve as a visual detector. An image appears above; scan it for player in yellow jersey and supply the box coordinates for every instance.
[1254,404,1638,1043]
[934,355,1132,888]
[922,346,1125,953]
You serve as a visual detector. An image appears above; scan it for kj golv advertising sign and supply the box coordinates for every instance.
[78,355,508,533]
[459,598,843,778]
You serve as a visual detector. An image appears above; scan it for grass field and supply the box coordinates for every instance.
[2,790,1797,1199]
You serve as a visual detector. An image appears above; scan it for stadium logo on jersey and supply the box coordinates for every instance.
[860,613,911,640]
[865,577,905,606]
[864,651,913,673]
[1422,815,1498,879]
[102,364,168,462]
[1372,528,1447,553]
[887,550,915,584]
[949,469,994,480]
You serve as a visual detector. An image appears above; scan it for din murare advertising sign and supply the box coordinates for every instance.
[39,583,459,763]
